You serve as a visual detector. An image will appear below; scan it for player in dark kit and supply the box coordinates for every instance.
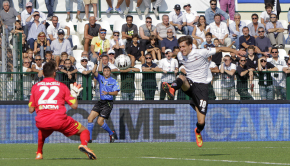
[162,36,246,147]
[28,61,96,160]
[87,65,120,143]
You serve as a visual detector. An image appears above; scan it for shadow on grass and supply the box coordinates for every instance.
[48,158,87,160]
[198,154,230,156]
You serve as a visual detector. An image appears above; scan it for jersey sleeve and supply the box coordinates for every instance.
[95,74,104,83]
[64,84,76,105]
[112,79,120,92]
[203,48,217,58]
[28,85,36,108]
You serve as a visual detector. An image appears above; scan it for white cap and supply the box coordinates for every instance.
[108,49,115,54]
[80,56,88,61]
[165,49,172,53]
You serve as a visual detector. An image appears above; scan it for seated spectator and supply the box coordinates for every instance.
[230,53,240,66]
[266,13,284,49]
[83,0,100,21]
[169,4,187,34]
[258,56,278,100]
[201,32,215,49]
[246,46,259,71]
[183,3,199,35]
[105,0,124,14]
[208,55,219,100]
[156,49,178,100]
[11,20,24,34]
[261,3,276,27]
[23,57,32,73]
[192,15,210,47]
[26,11,47,50]
[248,14,265,39]
[22,57,32,100]
[110,30,124,57]
[236,56,254,100]
[141,53,159,100]
[44,52,53,63]
[146,35,161,62]
[209,14,231,47]
[127,34,144,67]
[90,29,110,64]
[50,29,75,67]
[108,49,115,64]
[219,55,236,100]
[140,16,157,53]
[119,66,140,100]
[172,46,180,59]
[229,13,246,50]
[219,0,235,21]
[211,38,222,66]
[161,29,178,54]
[98,55,119,72]
[45,0,54,20]
[156,15,176,42]
[122,15,138,50]
[59,59,77,88]
[58,52,69,68]
[25,48,34,66]
[31,55,45,83]
[83,16,101,52]
[239,26,258,52]
[65,0,83,22]
[287,24,290,45]
[255,27,272,58]
[21,33,29,57]
[205,0,229,25]
[34,32,50,59]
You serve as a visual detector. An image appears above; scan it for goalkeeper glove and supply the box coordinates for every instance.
[70,83,83,98]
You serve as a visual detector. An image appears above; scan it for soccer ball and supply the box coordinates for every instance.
[115,54,131,70]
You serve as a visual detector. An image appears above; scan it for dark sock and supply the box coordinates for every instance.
[171,78,183,90]
[196,122,205,133]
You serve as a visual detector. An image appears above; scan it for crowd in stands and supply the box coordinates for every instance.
[0,0,289,100]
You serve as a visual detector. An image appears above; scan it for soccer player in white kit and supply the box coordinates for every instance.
[162,36,246,147]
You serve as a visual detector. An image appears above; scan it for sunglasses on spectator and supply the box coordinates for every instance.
[176,9,180,11]
[260,59,267,62]
[240,60,246,62]
[38,35,45,37]
[270,17,276,18]
[34,14,39,16]
[288,63,290,65]
[272,52,278,53]
[81,60,88,62]
[224,59,229,61]
[252,17,258,20]
[211,3,216,5]
[146,21,152,23]
[184,5,190,7]
[167,31,173,33]
[100,32,106,34]
[109,53,115,55]
[114,34,119,36]
[146,57,152,59]
[35,59,41,61]
[258,31,264,33]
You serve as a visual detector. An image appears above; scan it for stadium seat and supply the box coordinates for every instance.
[280,20,288,30]
[77,20,89,35]
[65,21,77,35]
[99,20,113,35]
[278,49,288,60]
[73,50,84,63]
[113,19,127,38]
[72,35,83,50]
[242,20,251,26]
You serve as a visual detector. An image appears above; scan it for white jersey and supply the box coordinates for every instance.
[177,48,216,84]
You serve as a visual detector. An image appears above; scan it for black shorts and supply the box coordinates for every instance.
[92,100,114,119]
[183,78,209,115]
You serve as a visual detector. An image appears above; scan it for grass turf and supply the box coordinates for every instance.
[0,142,290,166]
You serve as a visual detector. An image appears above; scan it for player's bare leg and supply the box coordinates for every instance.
[195,106,205,147]
[36,130,53,159]
[87,111,99,143]
[75,125,97,160]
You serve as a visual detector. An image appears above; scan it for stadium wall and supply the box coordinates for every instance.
[1,101,290,144]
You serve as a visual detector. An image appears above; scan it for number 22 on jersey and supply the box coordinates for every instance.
[38,86,60,105]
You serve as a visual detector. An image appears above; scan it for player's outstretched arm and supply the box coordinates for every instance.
[216,47,246,57]
[92,64,98,77]
[28,107,35,113]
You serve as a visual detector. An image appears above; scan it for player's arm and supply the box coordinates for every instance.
[210,66,219,73]
[28,106,35,113]
[106,91,118,96]
[240,69,249,77]
[215,47,246,57]
[92,63,98,77]
[70,97,78,110]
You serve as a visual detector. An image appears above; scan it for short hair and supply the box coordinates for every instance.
[26,48,33,53]
[145,53,152,58]
[234,13,241,18]
[258,26,264,30]
[61,52,68,57]
[65,59,72,64]
[173,46,179,50]
[146,16,152,20]
[178,36,193,45]
[205,32,212,37]
[242,26,249,31]
[15,20,21,25]
[210,0,217,3]
[3,1,9,5]
[162,15,169,19]
[149,35,157,41]
[126,15,133,20]
[214,13,221,19]
[45,52,52,56]
[247,45,255,51]
[43,61,56,77]
[240,56,246,60]
[132,34,139,39]
[270,13,277,17]
[265,3,273,9]
[35,54,41,58]
[103,66,111,71]
[213,38,219,42]
[102,55,109,59]
[251,13,258,19]
[52,16,58,20]
[224,55,231,59]
[271,47,279,52]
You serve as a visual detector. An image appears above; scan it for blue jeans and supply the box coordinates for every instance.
[45,0,55,17]
[27,38,36,50]
[274,86,286,100]
[65,0,83,11]
[174,26,188,35]
[19,0,34,9]
[186,26,194,36]
[259,85,274,100]
[121,92,135,100]
[5,25,13,44]
[231,34,241,49]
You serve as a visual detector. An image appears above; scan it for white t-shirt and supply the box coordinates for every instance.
[194,25,210,44]
[169,11,185,25]
[98,62,119,71]
[158,58,178,83]
[110,38,124,49]
[209,22,229,39]
[206,61,217,82]
[47,23,66,39]
[183,10,198,23]
[177,48,216,84]
[268,58,287,87]
[260,11,276,24]
[76,62,94,83]
[219,63,236,88]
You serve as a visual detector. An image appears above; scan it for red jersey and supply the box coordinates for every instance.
[29,77,76,128]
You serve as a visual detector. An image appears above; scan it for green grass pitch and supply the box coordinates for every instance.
[1,142,290,166]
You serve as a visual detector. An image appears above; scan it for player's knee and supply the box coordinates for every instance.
[97,118,104,126]
[87,117,94,123]
[196,122,205,131]
[178,75,186,82]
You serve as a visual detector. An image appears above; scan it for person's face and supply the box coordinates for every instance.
[271,49,278,58]
[61,54,68,61]
[23,59,30,67]
[179,41,192,56]
[146,19,152,26]
[35,57,42,65]
[113,33,119,38]
[64,60,71,68]
[199,17,205,24]
[52,17,58,26]
[266,7,272,14]
[173,48,180,55]
[165,52,172,59]
[102,57,109,65]
[167,30,173,38]
[3,3,9,11]
[224,57,231,66]
[15,22,21,29]
[248,49,254,55]
[145,55,152,62]
[270,15,277,23]
[132,37,138,44]
[214,16,221,23]
[26,6,32,13]
[89,16,96,25]
[162,16,169,24]
[38,34,45,41]
[287,60,290,66]
[240,57,247,65]
[108,53,115,60]
[46,54,52,61]
[184,5,190,11]
[28,51,33,58]
[100,31,106,39]
[58,33,64,40]
[210,1,217,9]
[126,17,133,25]
[34,12,40,21]
[81,59,88,67]
[150,39,155,45]
[213,40,219,46]
[260,58,267,66]
[103,68,111,78]
[175,9,180,15]
[258,28,265,37]
[206,35,212,42]
[243,28,249,36]
[234,15,241,22]
[252,16,258,24]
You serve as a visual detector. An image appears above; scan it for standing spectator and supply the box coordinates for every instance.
[156,49,178,100]
[219,0,235,21]
[208,55,219,100]
[247,14,265,39]
[141,53,159,100]
[83,0,101,21]
[26,11,46,50]
[139,16,157,53]
[205,0,229,25]
[34,32,50,59]
[156,15,176,42]
[169,4,187,34]
[105,0,124,14]
[183,3,199,36]
[146,35,161,62]
[264,0,281,19]
[143,0,162,16]
[219,55,236,100]
[83,16,101,52]
[119,67,140,100]
[21,2,46,37]
[108,49,115,64]
[110,30,124,57]
[239,26,258,52]
[59,59,77,88]
[266,13,284,49]
[258,56,278,100]
[211,38,223,66]
[192,15,209,47]
[58,52,68,68]
[127,34,144,67]
[121,15,138,50]
[26,48,34,66]
[236,56,254,100]
[209,14,231,47]
[260,3,276,27]
[229,13,246,50]
[31,55,45,83]
[98,55,119,72]
[200,32,214,49]
[66,0,83,22]
[161,29,178,54]
[45,0,54,20]
[255,27,272,58]
[90,29,110,64]
[246,46,259,71]
[22,57,32,100]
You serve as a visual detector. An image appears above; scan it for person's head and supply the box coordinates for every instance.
[111,30,120,39]
[57,29,65,40]
[132,34,139,44]
[107,49,115,60]
[37,32,47,45]
[64,59,72,69]
[251,13,259,24]
[25,2,33,13]
[165,49,173,59]
[27,48,33,59]
[102,55,109,65]
[145,53,153,63]
[178,36,193,56]
[173,46,180,56]
[174,4,181,15]
[89,16,96,25]
[205,32,212,43]
[3,1,9,11]
[15,20,21,29]
[247,45,255,56]
[258,27,265,37]
[223,55,231,66]
[145,16,152,26]
[167,29,173,39]
[271,47,279,58]
[265,3,273,14]
[23,58,30,68]
[43,61,56,78]
[45,52,52,61]
[33,11,40,21]
[99,29,107,39]
[149,35,157,45]
[239,56,247,66]
[183,3,191,11]
[103,66,111,78]
[210,0,217,9]
[80,56,88,67]
[197,15,206,27]
[52,16,58,27]
[162,15,169,25]
[61,52,68,61]
[242,26,249,37]
[213,38,219,47]
[270,13,277,23]
[126,15,133,25]
[260,56,267,67]
[234,13,241,23]
[35,55,42,65]
[214,14,221,24]
[81,51,89,58]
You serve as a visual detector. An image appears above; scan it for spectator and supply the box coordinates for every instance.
[127,34,144,67]
[239,26,258,52]
[141,53,158,100]
[50,29,74,67]
[288,7,290,24]
[236,56,254,100]
[260,3,276,27]
[90,29,110,64]
[246,45,259,72]
[44,52,53,63]
[122,15,138,50]
[105,0,124,14]
[26,48,34,66]
[211,38,222,66]
[169,4,187,34]
[19,0,34,12]
[60,59,77,88]
[21,2,46,37]
[140,16,157,52]
[247,13,265,39]
[143,0,162,16]
[209,14,231,47]
[287,23,290,45]
[34,32,50,59]
[172,46,180,59]
[98,55,119,72]
[258,56,278,100]
[183,2,199,36]
[84,0,101,21]
[255,27,272,58]
[208,55,219,100]
[230,53,240,66]
[58,52,69,68]
[146,35,161,62]
[156,15,176,42]
[108,49,115,64]
[161,29,178,54]
[31,55,45,83]
[110,30,125,57]
[66,0,83,22]
[22,57,32,100]
[119,66,140,100]
[26,11,46,50]
[45,0,54,20]
[192,15,209,47]
[156,49,178,100]
[83,16,101,52]
[200,32,214,49]
[264,0,281,19]
[266,13,284,49]
[229,13,246,50]
[11,20,24,34]
[23,57,32,72]
[0,1,21,43]
[219,0,235,21]
[219,55,236,100]
[205,0,229,25]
